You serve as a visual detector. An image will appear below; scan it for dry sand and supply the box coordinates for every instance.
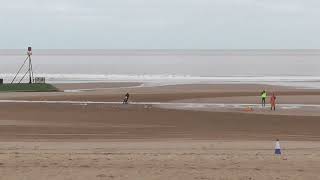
[0,83,320,179]
[0,141,319,180]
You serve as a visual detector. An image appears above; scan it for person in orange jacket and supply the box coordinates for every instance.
[270,93,276,111]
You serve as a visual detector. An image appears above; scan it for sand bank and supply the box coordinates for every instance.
[0,83,320,179]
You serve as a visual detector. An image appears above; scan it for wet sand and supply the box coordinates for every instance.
[174,95,320,104]
[0,83,320,179]
[163,95,320,116]
[1,102,320,141]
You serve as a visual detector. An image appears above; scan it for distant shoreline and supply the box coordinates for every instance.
[2,49,320,56]
[1,74,320,89]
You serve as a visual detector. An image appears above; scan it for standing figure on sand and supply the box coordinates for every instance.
[275,139,281,155]
[260,90,267,107]
[270,93,277,111]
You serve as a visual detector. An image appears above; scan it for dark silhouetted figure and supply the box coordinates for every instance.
[123,93,130,104]
[270,93,276,111]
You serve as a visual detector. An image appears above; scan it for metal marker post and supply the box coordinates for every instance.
[27,47,33,84]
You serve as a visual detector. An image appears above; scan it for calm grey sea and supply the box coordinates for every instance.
[0,49,319,88]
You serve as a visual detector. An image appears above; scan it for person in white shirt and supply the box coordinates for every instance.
[275,139,281,155]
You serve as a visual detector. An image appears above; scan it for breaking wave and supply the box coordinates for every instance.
[1,73,320,88]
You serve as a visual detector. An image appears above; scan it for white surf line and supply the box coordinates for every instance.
[0,100,122,104]
[63,83,145,92]
[0,100,320,108]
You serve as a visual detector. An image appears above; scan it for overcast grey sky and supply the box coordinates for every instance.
[0,0,319,49]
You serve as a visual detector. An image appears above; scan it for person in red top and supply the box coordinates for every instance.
[270,93,276,111]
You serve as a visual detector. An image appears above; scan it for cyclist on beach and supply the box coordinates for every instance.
[123,93,130,104]
[261,90,267,107]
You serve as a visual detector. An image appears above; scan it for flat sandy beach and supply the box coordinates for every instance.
[0,83,320,179]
